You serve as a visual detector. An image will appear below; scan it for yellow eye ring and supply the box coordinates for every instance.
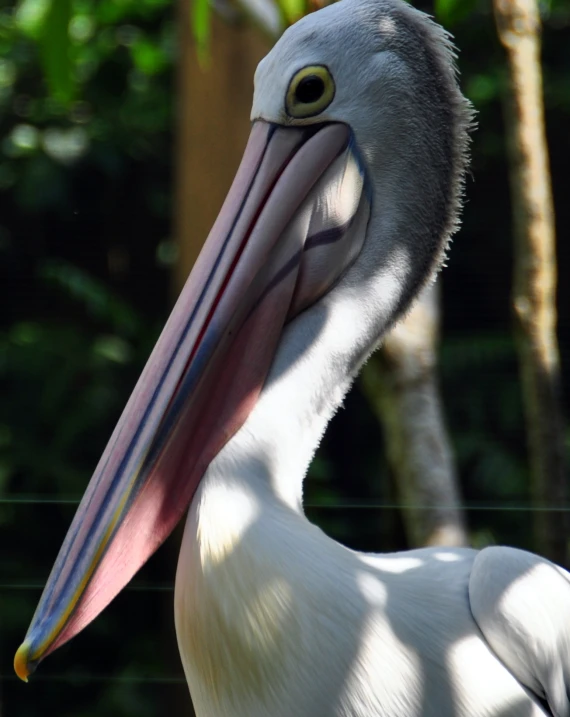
[285,65,335,119]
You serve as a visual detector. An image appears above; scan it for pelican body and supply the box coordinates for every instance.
[16,1,570,715]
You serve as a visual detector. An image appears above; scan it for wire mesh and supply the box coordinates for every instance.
[3,493,568,694]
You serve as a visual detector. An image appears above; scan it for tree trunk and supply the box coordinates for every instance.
[361,283,468,548]
[174,2,466,553]
[174,2,269,293]
[170,5,269,713]
[493,0,567,565]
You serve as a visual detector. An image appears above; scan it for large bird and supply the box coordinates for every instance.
[15,0,570,715]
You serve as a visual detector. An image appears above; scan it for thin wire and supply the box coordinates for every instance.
[0,674,187,684]
[0,495,80,505]
[309,503,570,512]
[3,494,570,511]
[1,499,567,592]
[3,484,566,686]
[0,582,174,591]
[1,502,566,686]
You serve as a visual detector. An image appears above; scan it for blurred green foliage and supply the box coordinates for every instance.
[0,0,180,714]
[0,0,569,715]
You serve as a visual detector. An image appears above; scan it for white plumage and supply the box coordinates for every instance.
[17,1,570,714]
[172,2,570,715]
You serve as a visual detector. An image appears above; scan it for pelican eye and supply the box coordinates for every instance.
[296,76,325,104]
[285,65,335,119]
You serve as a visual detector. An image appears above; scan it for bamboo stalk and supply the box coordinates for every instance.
[493,0,567,564]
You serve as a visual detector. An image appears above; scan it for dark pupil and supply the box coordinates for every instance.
[295,75,325,104]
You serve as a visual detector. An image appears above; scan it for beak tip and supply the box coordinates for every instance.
[14,640,34,682]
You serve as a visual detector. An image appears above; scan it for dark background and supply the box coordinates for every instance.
[1,0,569,714]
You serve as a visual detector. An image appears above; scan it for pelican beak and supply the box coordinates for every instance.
[15,120,370,681]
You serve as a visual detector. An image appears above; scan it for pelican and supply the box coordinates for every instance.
[15,0,570,714]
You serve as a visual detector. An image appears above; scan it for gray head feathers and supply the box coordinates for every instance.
[377,0,475,271]
[252,0,476,333]
[347,0,475,278]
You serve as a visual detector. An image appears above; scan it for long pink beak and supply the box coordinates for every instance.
[15,120,370,680]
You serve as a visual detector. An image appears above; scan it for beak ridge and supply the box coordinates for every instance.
[16,120,370,677]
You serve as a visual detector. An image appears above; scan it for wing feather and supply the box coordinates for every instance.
[470,546,570,717]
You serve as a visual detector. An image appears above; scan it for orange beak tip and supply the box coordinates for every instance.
[14,641,33,682]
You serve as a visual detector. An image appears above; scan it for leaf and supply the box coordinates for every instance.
[131,37,166,75]
[435,0,478,25]
[14,0,51,38]
[39,0,74,104]
[278,0,306,24]
[191,0,211,66]
[466,73,501,105]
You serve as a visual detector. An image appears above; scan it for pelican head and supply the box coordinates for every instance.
[15,0,472,681]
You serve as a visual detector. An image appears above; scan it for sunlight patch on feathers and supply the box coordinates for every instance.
[197,483,260,567]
